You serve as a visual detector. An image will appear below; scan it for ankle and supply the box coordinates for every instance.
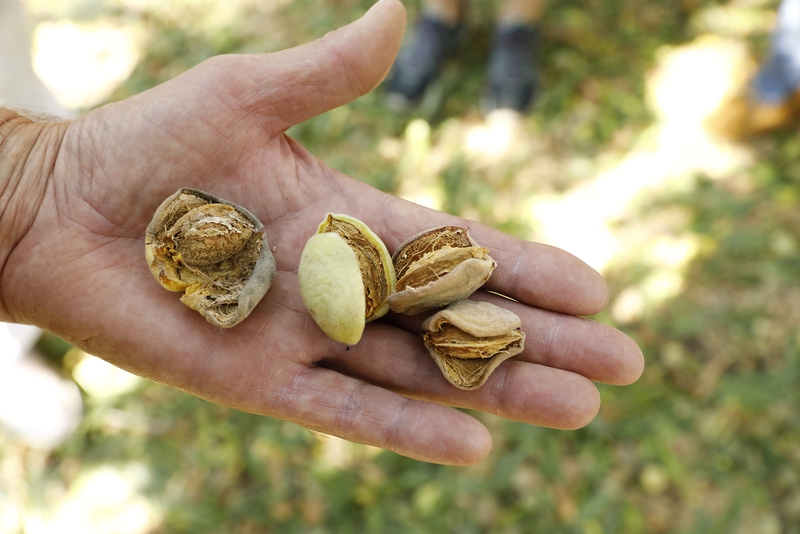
[419,0,464,25]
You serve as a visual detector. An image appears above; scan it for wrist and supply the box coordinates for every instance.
[0,108,69,321]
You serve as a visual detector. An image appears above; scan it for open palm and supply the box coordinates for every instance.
[2,0,642,465]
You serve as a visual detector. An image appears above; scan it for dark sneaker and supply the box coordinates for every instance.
[385,15,465,110]
[481,25,541,114]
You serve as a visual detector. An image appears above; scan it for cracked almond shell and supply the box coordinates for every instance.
[388,225,496,315]
[422,300,525,390]
[145,188,276,328]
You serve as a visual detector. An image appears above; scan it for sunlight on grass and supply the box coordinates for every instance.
[24,463,160,534]
[71,351,143,399]
[32,20,143,109]
[311,432,383,471]
[8,0,800,531]
[529,33,753,294]
[464,110,523,160]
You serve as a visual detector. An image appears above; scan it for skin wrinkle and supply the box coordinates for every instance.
[76,132,100,183]
[410,406,466,465]
[371,194,402,253]
[137,112,214,169]
[485,359,512,418]
[375,196,409,250]
[116,259,137,325]
[261,274,308,318]
[491,238,529,302]
[185,327,227,404]
[63,121,143,237]
[277,137,318,219]
[583,318,611,374]
[332,379,365,437]
[59,187,132,239]
[496,363,593,428]
[320,168,353,211]
[324,39,370,106]
[533,314,562,369]
[382,397,420,454]
[598,322,642,384]
[224,380,254,411]
[274,366,308,417]
[0,118,67,321]
[478,365,529,423]
[134,111,189,166]
[150,84,242,155]
[382,396,414,455]
[90,116,114,192]
[90,133,122,215]
[508,245,524,301]
[180,65,240,124]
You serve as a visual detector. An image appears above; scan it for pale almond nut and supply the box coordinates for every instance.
[298,232,366,345]
[145,188,275,328]
[298,214,396,344]
[422,300,525,390]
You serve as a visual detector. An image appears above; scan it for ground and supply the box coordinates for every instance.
[4,0,800,532]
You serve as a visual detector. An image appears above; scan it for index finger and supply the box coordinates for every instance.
[373,195,609,317]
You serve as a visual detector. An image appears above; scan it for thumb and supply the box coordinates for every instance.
[217,0,407,132]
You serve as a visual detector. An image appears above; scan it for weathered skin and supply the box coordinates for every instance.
[0,0,643,466]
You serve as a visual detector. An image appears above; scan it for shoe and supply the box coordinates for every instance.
[705,89,800,140]
[706,19,800,139]
[481,25,541,114]
[385,15,465,110]
[705,58,800,139]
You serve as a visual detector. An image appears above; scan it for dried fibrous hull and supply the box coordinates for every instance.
[422,300,525,390]
[145,188,276,328]
[388,225,496,315]
[298,214,396,345]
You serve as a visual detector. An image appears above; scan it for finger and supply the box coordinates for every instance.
[265,365,493,465]
[482,240,609,316]
[216,0,406,132]
[310,178,610,316]
[321,323,603,429]
[490,297,645,386]
[383,291,644,386]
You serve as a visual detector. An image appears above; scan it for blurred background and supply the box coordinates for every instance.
[2,0,800,532]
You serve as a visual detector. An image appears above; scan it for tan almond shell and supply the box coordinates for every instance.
[389,258,495,316]
[145,188,276,328]
[388,226,496,315]
[422,300,525,390]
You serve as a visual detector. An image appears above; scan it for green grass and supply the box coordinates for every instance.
[8,0,800,532]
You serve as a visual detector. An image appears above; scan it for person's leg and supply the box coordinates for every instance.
[384,0,467,109]
[482,0,546,114]
[752,0,800,104]
[420,0,463,23]
[496,0,545,26]
[707,0,800,138]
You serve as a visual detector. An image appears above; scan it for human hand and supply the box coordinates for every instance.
[0,0,642,465]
